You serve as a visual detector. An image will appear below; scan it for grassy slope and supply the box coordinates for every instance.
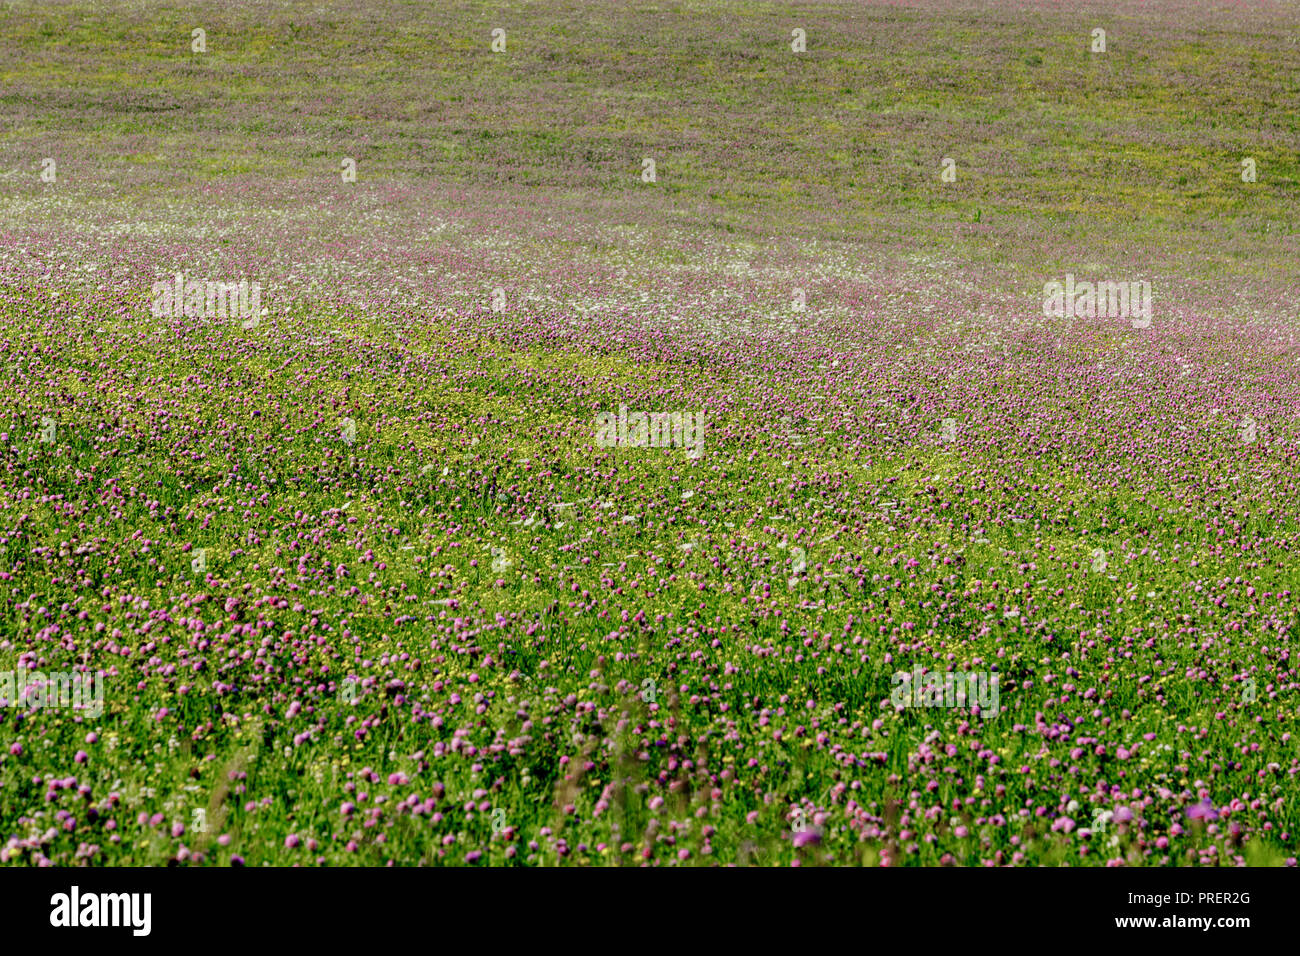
[0,0,1297,865]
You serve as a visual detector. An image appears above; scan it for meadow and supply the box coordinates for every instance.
[0,0,1297,866]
